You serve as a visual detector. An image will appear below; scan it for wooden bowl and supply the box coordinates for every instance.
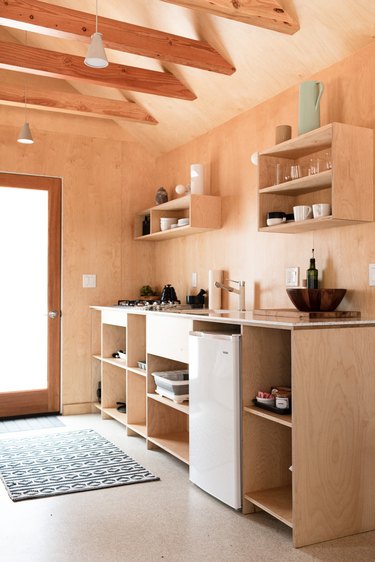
[286,288,346,312]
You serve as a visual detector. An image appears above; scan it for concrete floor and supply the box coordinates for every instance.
[0,414,374,562]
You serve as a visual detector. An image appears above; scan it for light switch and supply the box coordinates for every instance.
[192,272,198,288]
[83,274,96,288]
[369,264,375,286]
[286,267,299,287]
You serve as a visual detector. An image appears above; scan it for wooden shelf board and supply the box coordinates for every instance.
[259,170,331,195]
[244,405,292,428]
[148,392,189,414]
[127,366,147,377]
[102,357,127,369]
[92,354,102,361]
[102,407,127,426]
[258,216,363,233]
[127,422,147,438]
[245,486,293,528]
[135,225,213,241]
[147,432,189,464]
[261,124,332,158]
[93,402,102,411]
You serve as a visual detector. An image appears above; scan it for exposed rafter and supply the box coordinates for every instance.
[0,41,196,100]
[0,82,158,123]
[0,0,235,75]
[161,0,299,35]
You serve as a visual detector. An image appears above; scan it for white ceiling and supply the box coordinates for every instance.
[1,0,375,154]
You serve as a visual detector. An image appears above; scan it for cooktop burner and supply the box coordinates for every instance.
[117,299,158,307]
[117,299,185,311]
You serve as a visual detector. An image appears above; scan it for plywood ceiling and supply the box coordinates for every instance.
[0,0,375,154]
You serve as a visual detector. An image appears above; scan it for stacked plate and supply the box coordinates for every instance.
[160,217,178,231]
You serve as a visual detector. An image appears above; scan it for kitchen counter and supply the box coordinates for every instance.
[91,305,375,329]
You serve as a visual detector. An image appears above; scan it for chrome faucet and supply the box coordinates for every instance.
[214,279,246,311]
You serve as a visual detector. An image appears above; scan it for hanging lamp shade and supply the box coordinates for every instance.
[84,32,108,68]
[17,121,34,144]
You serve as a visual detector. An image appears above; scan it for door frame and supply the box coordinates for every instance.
[0,172,62,417]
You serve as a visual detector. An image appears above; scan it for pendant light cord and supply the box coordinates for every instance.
[24,30,28,121]
[95,0,98,33]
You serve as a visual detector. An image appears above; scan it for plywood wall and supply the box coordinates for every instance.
[0,108,156,410]
[151,41,375,314]
[1,40,375,412]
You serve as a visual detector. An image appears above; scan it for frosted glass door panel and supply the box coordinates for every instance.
[0,187,48,391]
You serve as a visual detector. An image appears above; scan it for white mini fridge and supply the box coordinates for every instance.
[189,331,241,509]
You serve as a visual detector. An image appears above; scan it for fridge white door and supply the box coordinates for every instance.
[189,332,241,509]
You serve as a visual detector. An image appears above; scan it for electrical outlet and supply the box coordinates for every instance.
[369,264,375,286]
[83,274,96,288]
[286,267,299,287]
[192,272,198,288]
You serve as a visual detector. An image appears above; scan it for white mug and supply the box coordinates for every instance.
[312,203,331,218]
[293,205,312,221]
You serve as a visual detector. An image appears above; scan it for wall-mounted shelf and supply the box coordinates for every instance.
[258,122,374,232]
[134,194,221,240]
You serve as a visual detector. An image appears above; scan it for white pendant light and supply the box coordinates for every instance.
[17,31,34,144]
[17,121,34,144]
[84,0,108,68]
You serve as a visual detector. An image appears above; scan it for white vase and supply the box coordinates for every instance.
[190,164,204,194]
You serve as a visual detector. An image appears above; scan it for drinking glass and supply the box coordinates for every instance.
[308,158,320,175]
[291,165,301,180]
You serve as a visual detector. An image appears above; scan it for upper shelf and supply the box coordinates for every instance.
[134,194,221,241]
[261,123,333,159]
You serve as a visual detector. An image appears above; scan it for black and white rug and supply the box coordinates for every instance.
[0,429,159,501]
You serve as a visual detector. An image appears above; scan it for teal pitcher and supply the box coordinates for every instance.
[298,81,324,135]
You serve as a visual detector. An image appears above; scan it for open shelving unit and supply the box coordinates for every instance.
[134,194,221,240]
[258,122,373,233]
[242,325,293,531]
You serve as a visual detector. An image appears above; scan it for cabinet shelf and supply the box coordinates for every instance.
[258,122,373,232]
[134,194,221,241]
[148,392,189,414]
[101,407,128,426]
[102,357,127,369]
[244,486,293,528]
[259,169,331,195]
[244,405,292,428]
[147,432,189,464]
[127,366,147,377]
[127,422,147,438]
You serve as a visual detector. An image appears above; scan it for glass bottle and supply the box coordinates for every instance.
[307,249,318,289]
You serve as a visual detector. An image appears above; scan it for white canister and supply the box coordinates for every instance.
[275,395,290,409]
[190,164,204,194]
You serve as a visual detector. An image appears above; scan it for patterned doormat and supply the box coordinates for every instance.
[0,415,64,433]
[0,429,159,501]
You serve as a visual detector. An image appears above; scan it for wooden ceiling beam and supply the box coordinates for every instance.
[0,41,196,100]
[0,0,235,75]
[161,0,300,35]
[0,83,158,123]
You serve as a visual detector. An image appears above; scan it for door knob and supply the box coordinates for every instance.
[48,310,59,319]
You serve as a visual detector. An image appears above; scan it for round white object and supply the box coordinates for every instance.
[175,184,186,195]
[250,151,259,166]
[267,217,284,226]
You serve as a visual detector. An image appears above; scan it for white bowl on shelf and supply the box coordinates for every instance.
[177,218,189,226]
[160,217,178,231]
[256,396,275,406]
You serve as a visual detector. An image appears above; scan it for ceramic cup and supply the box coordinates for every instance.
[312,203,331,218]
[293,205,312,221]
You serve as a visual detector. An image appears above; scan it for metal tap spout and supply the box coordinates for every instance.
[214,279,246,311]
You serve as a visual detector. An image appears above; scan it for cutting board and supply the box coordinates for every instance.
[253,308,361,319]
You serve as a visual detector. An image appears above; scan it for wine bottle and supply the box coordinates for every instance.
[307,249,318,289]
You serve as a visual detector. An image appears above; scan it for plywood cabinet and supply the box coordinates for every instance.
[134,194,221,240]
[258,122,374,232]
[241,323,375,547]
